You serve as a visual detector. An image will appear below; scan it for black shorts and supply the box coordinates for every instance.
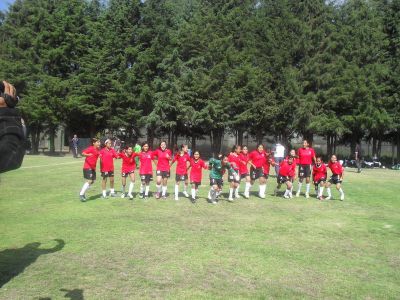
[329,175,342,185]
[277,175,289,184]
[210,178,223,188]
[83,169,96,180]
[122,170,135,177]
[176,174,188,182]
[156,170,170,179]
[298,164,312,178]
[140,174,153,183]
[228,173,240,183]
[250,167,266,180]
[313,178,326,185]
[101,171,114,178]
[240,173,249,179]
[191,181,201,188]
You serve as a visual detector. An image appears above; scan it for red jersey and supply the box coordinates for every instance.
[119,152,136,173]
[152,148,172,171]
[297,147,316,165]
[328,161,343,176]
[262,155,275,175]
[228,153,241,171]
[190,158,207,183]
[173,152,191,175]
[100,147,118,172]
[138,151,153,175]
[249,150,267,168]
[279,160,296,177]
[313,164,327,181]
[238,153,249,175]
[82,146,99,170]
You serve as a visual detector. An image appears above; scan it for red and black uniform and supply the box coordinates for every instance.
[297,147,316,178]
[249,150,268,180]
[119,152,136,177]
[328,161,344,184]
[99,147,118,177]
[238,153,249,179]
[82,145,99,180]
[313,163,327,185]
[277,160,296,184]
[152,148,172,178]
[262,155,275,179]
[173,152,190,181]
[228,153,241,183]
[138,150,153,183]
[190,158,207,187]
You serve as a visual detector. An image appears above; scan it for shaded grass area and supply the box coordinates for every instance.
[0,156,399,299]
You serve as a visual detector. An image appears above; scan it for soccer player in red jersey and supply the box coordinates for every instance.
[249,144,268,198]
[152,141,172,199]
[137,142,153,199]
[171,144,191,201]
[239,145,251,198]
[275,156,296,198]
[79,138,101,202]
[326,155,345,200]
[295,140,316,198]
[189,150,207,203]
[99,139,119,198]
[262,153,275,185]
[227,145,242,201]
[119,146,136,199]
[312,157,327,200]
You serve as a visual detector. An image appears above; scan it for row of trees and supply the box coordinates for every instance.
[0,0,399,158]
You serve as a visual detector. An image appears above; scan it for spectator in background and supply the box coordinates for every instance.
[113,137,122,152]
[355,143,361,173]
[273,142,285,175]
[133,142,141,169]
[71,134,79,158]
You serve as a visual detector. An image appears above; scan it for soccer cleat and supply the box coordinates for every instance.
[155,192,161,199]
[139,193,144,199]
[128,193,133,200]
[190,197,196,204]
[284,195,289,199]
[296,191,300,197]
[121,193,126,199]
[243,192,249,199]
[235,194,240,199]
[305,193,310,199]
[227,197,234,202]
[326,196,331,200]
[259,193,266,199]
[211,201,217,205]
[79,195,86,202]
[174,196,179,201]
[162,195,167,200]
[289,193,293,199]
[183,191,189,198]
[144,196,149,200]
[340,194,345,201]
[318,196,324,201]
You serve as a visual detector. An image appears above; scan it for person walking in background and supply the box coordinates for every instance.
[355,143,361,173]
[273,142,285,175]
[134,142,141,169]
[71,134,79,158]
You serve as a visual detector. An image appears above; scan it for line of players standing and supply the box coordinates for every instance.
[78,138,345,203]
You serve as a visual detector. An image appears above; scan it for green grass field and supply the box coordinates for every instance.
[0,155,399,299]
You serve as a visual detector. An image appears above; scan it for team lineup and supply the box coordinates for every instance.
[78,139,345,204]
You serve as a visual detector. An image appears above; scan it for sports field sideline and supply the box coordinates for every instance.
[0,155,399,299]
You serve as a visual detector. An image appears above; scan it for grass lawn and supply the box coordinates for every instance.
[0,155,399,299]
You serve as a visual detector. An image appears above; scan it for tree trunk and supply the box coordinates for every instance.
[48,126,56,154]
[237,129,244,146]
[147,127,154,149]
[377,138,382,158]
[397,131,400,162]
[191,135,196,151]
[31,124,41,154]
[372,137,377,158]
[327,134,332,157]
[333,135,337,155]
[210,128,224,156]
[255,131,263,145]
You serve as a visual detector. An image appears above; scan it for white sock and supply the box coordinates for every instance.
[216,190,221,196]
[191,188,196,199]
[339,188,344,196]
[122,185,126,193]
[156,184,161,193]
[327,188,331,197]
[297,183,302,193]
[229,188,234,199]
[195,189,199,197]
[145,185,150,196]
[80,182,90,195]
[162,186,167,196]
[208,190,211,199]
[306,184,310,194]
[284,189,289,197]
[211,189,217,201]
[319,186,324,197]
[175,185,179,197]
[235,187,239,197]
[245,182,251,194]
[140,184,144,194]
[259,184,266,196]
[102,190,107,197]
[290,186,293,193]
[128,182,134,194]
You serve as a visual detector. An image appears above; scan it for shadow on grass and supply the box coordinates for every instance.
[85,194,103,201]
[0,239,65,288]
[60,288,84,300]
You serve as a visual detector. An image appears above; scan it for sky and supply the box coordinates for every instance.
[0,0,15,12]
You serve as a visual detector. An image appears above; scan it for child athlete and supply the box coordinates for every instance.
[326,155,345,201]
[171,144,191,201]
[79,138,101,202]
[312,157,327,200]
[189,150,208,203]
[119,146,136,199]
[99,139,119,198]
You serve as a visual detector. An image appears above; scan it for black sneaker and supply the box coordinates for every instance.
[190,197,196,204]
[80,195,86,202]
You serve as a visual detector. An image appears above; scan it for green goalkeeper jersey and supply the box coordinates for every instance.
[208,158,235,179]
